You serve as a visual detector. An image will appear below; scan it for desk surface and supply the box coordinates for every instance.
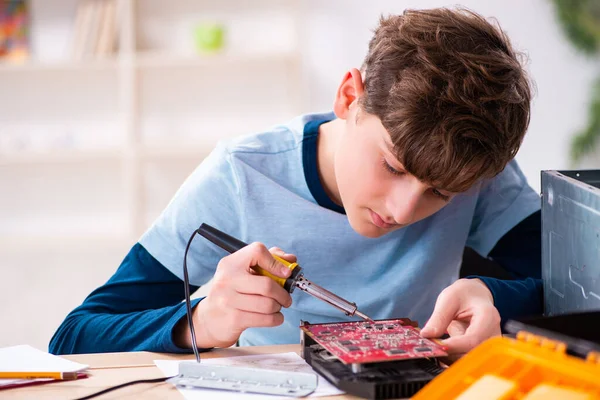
[3,344,360,399]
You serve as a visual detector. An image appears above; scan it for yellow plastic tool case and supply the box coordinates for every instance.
[413,311,600,400]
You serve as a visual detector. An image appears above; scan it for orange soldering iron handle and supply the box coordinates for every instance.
[197,223,303,293]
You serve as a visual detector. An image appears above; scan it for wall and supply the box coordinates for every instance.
[1,0,597,351]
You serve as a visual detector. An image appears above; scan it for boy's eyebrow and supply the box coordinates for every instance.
[383,141,406,169]
[382,139,455,194]
[385,141,394,153]
[383,138,397,156]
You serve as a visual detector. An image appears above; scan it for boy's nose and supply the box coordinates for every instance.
[388,190,420,226]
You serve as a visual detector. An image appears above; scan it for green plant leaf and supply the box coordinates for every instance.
[571,76,600,162]
[551,0,600,55]
[550,0,600,161]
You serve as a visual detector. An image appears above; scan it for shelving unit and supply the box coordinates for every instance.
[0,148,123,166]
[0,0,306,246]
[135,50,296,69]
[0,58,119,72]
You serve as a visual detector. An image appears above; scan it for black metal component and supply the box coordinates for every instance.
[302,328,443,399]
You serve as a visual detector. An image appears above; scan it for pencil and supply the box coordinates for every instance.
[0,371,79,380]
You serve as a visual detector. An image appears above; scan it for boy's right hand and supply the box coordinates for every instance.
[189,243,295,349]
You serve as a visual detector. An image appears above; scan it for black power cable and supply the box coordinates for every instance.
[183,229,202,362]
[73,376,172,400]
[73,229,200,399]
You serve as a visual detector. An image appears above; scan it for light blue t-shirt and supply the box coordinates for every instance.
[140,112,541,346]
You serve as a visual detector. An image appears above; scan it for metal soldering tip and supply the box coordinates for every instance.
[354,310,374,322]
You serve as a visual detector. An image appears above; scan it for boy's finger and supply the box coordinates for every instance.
[235,275,292,308]
[441,334,480,354]
[239,310,285,330]
[236,242,291,278]
[269,247,285,256]
[229,293,283,314]
[420,293,459,338]
[442,312,498,354]
[269,247,298,263]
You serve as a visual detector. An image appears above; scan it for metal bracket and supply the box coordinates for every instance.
[168,361,318,397]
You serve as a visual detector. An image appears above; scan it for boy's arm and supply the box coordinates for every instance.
[49,243,204,355]
[473,276,542,321]
[469,208,543,321]
[477,211,543,319]
[422,164,541,351]
[50,143,245,355]
[463,161,542,321]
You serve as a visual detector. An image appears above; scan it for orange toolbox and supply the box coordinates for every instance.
[413,311,600,400]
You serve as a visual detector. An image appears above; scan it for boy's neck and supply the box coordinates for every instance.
[316,118,344,207]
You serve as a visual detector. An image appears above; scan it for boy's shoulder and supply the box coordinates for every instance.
[218,111,335,157]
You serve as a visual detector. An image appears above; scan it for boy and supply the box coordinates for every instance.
[50,8,542,357]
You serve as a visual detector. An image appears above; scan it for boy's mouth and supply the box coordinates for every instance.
[369,209,395,229]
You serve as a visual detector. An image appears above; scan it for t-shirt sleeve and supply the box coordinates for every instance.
[139,143,244,286]
[466,160,541,257]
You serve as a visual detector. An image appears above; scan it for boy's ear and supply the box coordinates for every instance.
[333,68,365,119]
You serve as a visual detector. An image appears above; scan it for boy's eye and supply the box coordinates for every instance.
[382,158,403,176]
[432,188,450,202]
[381,157,450,201]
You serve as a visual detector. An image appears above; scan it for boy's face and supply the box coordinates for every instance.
[335,109,455,238]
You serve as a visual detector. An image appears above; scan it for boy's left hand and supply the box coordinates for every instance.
[419,278,501,357]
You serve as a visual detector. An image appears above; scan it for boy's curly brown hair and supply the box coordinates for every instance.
[360,7,532,192]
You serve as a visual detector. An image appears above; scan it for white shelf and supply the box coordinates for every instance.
[0,145,214,165]
[135,51,295,69]
[2,0,305,239]
[0,234,133,252]
[0,148,124,166]
[141,144,211,161]
[0,58,119,73]
[0,52,295,73]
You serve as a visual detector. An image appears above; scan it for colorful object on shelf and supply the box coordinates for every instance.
[194,22,225,53]
[0,0,28,62]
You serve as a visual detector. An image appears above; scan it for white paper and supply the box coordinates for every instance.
[0,377,54,388]
[0,345,88,388]
[154,352,344,400]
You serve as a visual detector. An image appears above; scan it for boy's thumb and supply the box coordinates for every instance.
[420,295,458,338]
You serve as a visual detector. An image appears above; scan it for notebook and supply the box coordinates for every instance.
[0,345,88,389]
